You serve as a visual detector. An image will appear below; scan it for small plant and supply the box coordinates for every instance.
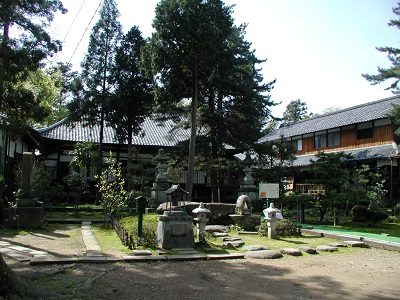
[394,203,400,216]
[97,154,127,218]
[386,215,399,224]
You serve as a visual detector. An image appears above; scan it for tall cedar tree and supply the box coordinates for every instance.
[363,2,400,135]
[68,0,122,173]
[144,0,234,200]
[199,24,275,201]
[0,0,65,126]
[108,27,153,191]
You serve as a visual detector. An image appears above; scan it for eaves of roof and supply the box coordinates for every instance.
[291,144,399,167]
[259,96,400,143]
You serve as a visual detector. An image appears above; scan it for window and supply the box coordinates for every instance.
[327,132,340,147]
[291,139,303,152]
[314,134,326,149]
[357,128,373,139]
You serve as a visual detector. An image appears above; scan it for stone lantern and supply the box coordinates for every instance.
[192,203,211,243]
[263,202,280,239]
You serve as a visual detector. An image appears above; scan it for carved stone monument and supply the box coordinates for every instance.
[229,195,261,231]
[238,154,258,206]
[156,185,194,249]
[3,152,45,228]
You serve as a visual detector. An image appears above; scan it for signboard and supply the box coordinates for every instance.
[259,183,280,199]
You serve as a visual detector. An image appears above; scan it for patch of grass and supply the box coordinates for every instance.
[91,224,131,254]
[46,211,105,220]
[119,213,158,234]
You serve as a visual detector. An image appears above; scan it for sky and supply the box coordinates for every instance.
[50,0,399,117]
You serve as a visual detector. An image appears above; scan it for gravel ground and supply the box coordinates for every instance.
[1,227,400,299]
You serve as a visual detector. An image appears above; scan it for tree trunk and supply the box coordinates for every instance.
[127,125,134,191]
[0,22,11,109]
[186,61,198,201]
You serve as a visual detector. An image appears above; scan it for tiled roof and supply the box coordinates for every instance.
[292,144,399,167]
[259,96,400,143]
[37,117,190,147]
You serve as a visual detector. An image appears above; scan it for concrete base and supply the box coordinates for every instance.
[3,207,46,229]
[157,211,194,249]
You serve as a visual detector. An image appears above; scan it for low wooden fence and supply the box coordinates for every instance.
[109,215,135,249]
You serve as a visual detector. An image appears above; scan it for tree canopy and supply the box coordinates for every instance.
[362,1,400,92]
[144,0,275,200]
[282,99,312,125]
[0,0,66,125]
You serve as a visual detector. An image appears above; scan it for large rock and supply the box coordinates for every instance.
[205,225,230,233]
[298,246,317,254]
[280,248,302,256]
[344,241,369,248]
[316,245,339,252]
[157,202,236,225]
[245,250,283,259]
[243,245,269,251]
[222,241,244,249]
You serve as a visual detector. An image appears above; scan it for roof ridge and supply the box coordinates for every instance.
[36,118,67,132]
[292,95,400,125]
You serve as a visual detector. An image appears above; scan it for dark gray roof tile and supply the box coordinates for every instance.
[37,117,189,147]
[260,96,400,143]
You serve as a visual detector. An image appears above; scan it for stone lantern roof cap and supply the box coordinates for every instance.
[192,202,211,214]
[265,203,280,213]
[164,184,189,196]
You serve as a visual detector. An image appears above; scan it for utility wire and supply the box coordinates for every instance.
[68,0,103,64]
[62,0,86,43]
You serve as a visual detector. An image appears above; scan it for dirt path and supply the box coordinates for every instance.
[4,248,400,300]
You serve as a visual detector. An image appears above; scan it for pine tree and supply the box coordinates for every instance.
[282,99,312,125]
[68,0,122,173]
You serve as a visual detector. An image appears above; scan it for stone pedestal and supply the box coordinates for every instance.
[267,219,277,239]
[157,211,194,249]
[3,207,45,229]
[229,214,261,231]
[3,152,45,229]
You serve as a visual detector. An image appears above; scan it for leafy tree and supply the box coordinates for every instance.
[67,0,122,173]
[0,0,65,123]
[282,99,312,125]
[108,26,153,191]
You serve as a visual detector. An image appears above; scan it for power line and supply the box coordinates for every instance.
[68,0,103,64]
[62,0,86,43]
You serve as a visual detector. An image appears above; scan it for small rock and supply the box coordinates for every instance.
[245,250,283,259]
[222,241,245,249]
[205,225,230,233]
[222,237,243,242]
[212,232,229,237]
[316,245,339,252]
[280,248,302,256]
[298,246,317,254]
[243,245,269,251]
[328,242,347,247]
[344,241,369,248]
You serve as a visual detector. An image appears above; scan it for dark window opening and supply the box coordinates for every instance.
[357,128,373,139]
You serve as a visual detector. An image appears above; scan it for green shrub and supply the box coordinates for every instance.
[394,203,400,216]
[258,219,300,237]
[386,215,400,224]
[351,205,369,222]
[368,209,389,224]
[276,219,301,237]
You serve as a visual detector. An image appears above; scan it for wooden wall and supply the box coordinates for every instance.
[297,124,394,155]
